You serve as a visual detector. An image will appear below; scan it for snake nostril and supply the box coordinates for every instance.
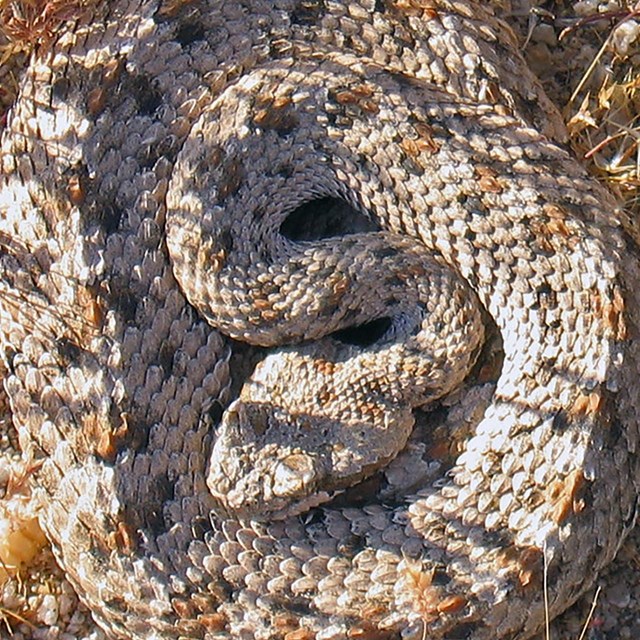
[279,196,377,241]
[332,317,392,347]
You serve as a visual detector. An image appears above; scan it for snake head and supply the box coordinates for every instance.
[205,387,417,521]
[206,399,334,520]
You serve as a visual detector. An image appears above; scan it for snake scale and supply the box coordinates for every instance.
[2,0,640,638]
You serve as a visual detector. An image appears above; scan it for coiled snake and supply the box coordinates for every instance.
[2,1,640,638]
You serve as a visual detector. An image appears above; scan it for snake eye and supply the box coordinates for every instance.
[280,196,377,241]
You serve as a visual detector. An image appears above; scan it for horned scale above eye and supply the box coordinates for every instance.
[0,1,640,639]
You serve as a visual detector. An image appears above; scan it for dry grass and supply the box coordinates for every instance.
[0,0,84,50]
[0,0,89,123]
[551,4,640,214]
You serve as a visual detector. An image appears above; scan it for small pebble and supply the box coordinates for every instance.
[532,24,558,48]
[37,593,60,626]
[610,19,640,57]
[607,582,632,609]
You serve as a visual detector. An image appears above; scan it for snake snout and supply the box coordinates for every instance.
[207,399,332,520]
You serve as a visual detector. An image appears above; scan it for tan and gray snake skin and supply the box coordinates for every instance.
[2,1,640,638]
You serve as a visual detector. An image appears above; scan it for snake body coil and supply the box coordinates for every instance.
[2,2,640,639]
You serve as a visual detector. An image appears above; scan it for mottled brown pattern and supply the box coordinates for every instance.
[1,1,640,639]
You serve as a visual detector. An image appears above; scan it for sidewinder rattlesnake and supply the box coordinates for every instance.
[1,1,640,638]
